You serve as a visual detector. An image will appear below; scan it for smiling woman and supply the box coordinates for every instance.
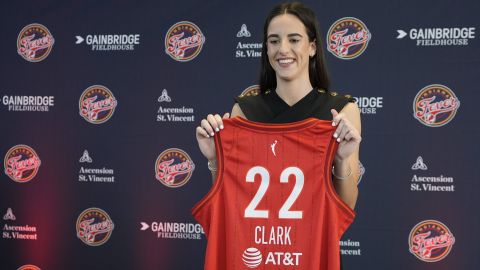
[194,2,362,270]
[265,14,316,97]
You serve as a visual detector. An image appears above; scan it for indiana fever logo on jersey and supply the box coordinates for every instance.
[17,265,41,270]
[4,145,41,183]
[79,85,118,124]
[413,84,460,127]
[409,220,455,262]
[17,23,55,62]
[155,148,195,188]
[326,17,371,60]
[76,207,114,246]
[165,21,205,62]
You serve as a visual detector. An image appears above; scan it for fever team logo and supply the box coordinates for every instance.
[413,84,460,127]
[326,17,371,60]
[165,21,205,62]
[76,207,114,246]
[4,145,41,183]
[239,85,260,97]
[17,265,41,270]
[409,220,455,262]
[155,148,195,188]
[79,85,118,124]
[17,23,55,62]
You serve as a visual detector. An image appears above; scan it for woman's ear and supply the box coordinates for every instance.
[310,39,317,57]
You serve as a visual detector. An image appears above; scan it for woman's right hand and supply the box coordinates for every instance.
[195,113,230,161]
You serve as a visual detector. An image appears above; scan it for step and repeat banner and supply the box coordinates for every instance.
[1,0,479,269]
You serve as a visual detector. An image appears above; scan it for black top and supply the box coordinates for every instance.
[234,88,355,123]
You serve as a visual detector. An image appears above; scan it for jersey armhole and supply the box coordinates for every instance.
[324,137,357,221]
[191,131,225,216]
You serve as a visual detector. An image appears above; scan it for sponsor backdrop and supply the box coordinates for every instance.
[1,0,478,269]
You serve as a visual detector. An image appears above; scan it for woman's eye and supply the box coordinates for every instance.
[269,39,279,44]
[290,39,300,43]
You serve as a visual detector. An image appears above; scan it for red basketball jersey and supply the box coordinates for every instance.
[192,117,355,270]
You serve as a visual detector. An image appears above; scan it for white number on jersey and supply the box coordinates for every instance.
[244,166,304,219]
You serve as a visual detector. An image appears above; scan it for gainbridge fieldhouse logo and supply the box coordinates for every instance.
[4,145,41,183]
[326,17,371,60]
[17,23,54,62]
[79,85,118,124]
[76,207,114,246]
[155,148,195,188]
[165,21,205,62]
[409,220,455,262]
[413,84,460,127]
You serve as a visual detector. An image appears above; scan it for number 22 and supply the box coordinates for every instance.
[244,166,304,219]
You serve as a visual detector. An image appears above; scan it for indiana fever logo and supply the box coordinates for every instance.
[413,84,460,127]
[165,21,205,62]
[17,23,55,62]
[17,265,41,270]
[240,85,260,97]
[409,220,455,262]
[79,85,118,124]
[76,207,114,246]
[4,145,41,183]
[155,148,195,188]
[327,17,371,60]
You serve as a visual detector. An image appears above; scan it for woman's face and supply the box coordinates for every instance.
[266,14,316,84]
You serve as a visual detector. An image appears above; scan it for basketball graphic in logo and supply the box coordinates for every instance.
[409,220,455,262]
[326,17,371,60]
[165,21,205,62]
[76,207,115,246]
[4,145,41,183]
[79,85,118,124]
[17,23,55,62]
[413,84,460,127]
[155,148,195,188]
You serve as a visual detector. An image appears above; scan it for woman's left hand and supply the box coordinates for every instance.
[331,109,362,161]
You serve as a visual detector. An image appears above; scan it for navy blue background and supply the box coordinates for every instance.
[1,0,479,269]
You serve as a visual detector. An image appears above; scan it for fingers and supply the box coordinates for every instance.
[207,114,220,132]
[331,109,339,120]
[201,119,215,137]
[332,112,359,143]
[334,121,361,143]
[199,113,229,138]
[196,125,211,138]
[337,121,350,142]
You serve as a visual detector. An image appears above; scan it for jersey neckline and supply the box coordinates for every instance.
[230,116,328,132]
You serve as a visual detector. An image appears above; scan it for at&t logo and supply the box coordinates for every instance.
[243,247,262,268]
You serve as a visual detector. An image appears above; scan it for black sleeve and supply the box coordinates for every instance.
[233,94,272,122]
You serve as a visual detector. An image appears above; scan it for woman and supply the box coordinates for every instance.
[194,2,361,269]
